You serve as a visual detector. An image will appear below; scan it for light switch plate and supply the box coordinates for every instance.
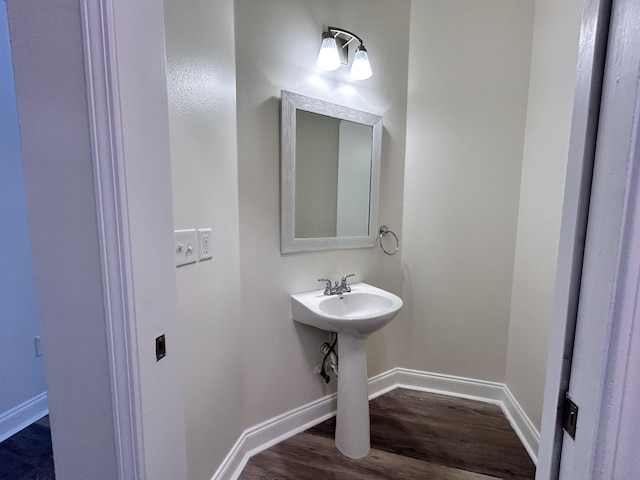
[174,229,197,267]
[197,228,212,261]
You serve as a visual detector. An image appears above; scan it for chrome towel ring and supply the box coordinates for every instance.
[379,225,399,255]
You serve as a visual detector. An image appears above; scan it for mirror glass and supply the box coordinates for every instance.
[280,91,383,253]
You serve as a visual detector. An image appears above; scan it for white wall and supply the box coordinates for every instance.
[163,0,245,478]
[234,0,411,428]
[0,0,46,439]
[402,0,534,381]
[108,0,190,476]
[506,0,584,430]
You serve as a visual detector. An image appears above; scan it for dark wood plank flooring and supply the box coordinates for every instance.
[0,416,55,480]
[240,389,535,479]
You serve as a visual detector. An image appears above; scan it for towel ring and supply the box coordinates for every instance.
[379,225,399,256]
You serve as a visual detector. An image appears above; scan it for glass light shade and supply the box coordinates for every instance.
[316,34,341,71]
[350,46,372,80]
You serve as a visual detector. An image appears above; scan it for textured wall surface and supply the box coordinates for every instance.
[234,0,411,428]
[164,0,244,477]
[506,0,583,430]
[403,0,534,382]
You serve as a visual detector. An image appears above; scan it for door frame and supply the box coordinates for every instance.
[8,0,187,478]
[81,1,145,477]
[81,0,188,478]
[538,0,640,477]
[535,0,611,476]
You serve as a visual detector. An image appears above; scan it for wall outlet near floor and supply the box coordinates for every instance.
[197,228,213,261]
[174,229,197,267]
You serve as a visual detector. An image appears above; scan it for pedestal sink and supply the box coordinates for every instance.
[290,283,403,458]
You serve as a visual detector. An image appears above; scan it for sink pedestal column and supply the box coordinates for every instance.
[335,334,370,459]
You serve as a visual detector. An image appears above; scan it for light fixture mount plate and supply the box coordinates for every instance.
[335,36,348,65]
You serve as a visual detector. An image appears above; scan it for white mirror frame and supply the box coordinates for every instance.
[280,90,383,253]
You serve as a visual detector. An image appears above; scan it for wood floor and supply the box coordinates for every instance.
[240,389,535,479]
[0,416,55,480]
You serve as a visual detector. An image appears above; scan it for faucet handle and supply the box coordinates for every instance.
[341,273,355,283]
[341,273,355,293]
[318,278,333,295]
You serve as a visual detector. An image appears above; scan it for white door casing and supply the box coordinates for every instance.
[8,0,188,478]
[557,0,640,477]
[82,0,189,478]
[536,0,611,475]
[539,0,640,478]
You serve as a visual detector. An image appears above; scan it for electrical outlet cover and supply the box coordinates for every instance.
[197,228,213,261]
[174,229,197,267]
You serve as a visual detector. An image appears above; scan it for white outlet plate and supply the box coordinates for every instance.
[174,229,197,267]
[197,228,213,261]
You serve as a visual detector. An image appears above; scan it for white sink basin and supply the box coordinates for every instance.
[290,282,403,459]
[290,283,403,338]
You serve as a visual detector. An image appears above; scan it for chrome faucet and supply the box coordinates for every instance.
[318,274,355,296]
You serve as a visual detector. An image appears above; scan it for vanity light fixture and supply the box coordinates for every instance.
[316,26,373,80]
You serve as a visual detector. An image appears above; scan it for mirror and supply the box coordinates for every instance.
[280,90,383,253]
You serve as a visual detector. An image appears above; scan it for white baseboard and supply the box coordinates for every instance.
[212,393,338,480]
[390,368,506,404]
[0,392,48,443]
[501,385,540,462]
[213,369,539,480]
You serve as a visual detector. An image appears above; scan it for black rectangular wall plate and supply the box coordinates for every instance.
[156,334,166,361]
